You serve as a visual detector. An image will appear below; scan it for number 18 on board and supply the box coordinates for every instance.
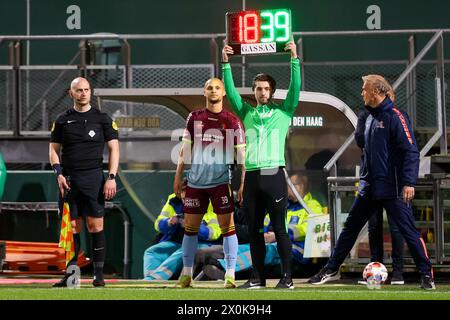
[225,8,292,55]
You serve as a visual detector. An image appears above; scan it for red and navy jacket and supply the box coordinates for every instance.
[360,96,419,199]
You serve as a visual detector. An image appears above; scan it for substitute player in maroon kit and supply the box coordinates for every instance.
[174,77,246,288]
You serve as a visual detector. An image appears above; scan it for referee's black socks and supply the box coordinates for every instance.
[91,230,106,281]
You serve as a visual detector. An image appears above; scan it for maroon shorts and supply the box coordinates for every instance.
[184,183,234,215]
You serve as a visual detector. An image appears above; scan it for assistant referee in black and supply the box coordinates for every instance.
[49,77,120,287]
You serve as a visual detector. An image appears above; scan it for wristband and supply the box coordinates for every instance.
[52,164,62,177]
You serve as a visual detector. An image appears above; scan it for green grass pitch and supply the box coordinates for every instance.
[0,279,449,300]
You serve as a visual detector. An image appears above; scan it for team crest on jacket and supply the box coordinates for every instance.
[88,130,96,137]
[377,121,385,128]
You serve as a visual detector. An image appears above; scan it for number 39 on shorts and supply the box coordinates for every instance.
[221,196,229,205]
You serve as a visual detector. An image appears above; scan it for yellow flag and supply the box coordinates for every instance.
[58,202,75,267]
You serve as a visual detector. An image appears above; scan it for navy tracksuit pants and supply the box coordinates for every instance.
[326,192,433,276]
[368,207,405,274]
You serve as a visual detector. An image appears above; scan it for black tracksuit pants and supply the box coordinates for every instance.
[242,168,292,280]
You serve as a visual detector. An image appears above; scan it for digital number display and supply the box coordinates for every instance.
[226,9,292,55]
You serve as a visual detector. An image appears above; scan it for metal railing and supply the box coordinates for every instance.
[322,30,448,177]
[327,174,450,265]
[0,29,449,140]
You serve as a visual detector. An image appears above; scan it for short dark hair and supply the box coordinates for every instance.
[252,73,276,97]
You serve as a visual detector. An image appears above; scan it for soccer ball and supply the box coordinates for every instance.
[362,262,388,289]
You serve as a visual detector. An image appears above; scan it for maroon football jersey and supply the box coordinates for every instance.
[182,108,245,188]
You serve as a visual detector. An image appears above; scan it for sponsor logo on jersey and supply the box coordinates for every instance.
[184,198,200,208]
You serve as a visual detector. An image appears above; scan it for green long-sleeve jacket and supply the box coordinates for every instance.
[222,58,301,171]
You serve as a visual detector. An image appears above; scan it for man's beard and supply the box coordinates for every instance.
[258,97,270,104]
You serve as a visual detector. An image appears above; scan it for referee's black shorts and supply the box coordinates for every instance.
[64,168,106,219]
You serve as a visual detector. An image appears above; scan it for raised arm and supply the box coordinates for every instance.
[222,44,251,119]
[281,40,301,115]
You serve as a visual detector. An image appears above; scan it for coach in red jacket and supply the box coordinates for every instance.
[308,74,435,290]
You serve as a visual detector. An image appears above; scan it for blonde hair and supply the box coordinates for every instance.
[386,86,395,102]
[362,74,395,101]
